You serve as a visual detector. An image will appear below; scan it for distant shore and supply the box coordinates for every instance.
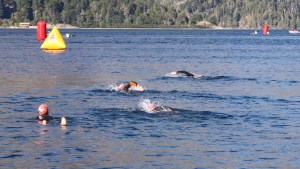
[0,21,242,30]
[1,23,285,30]
[2,24,79,29]
[1,26,261,30]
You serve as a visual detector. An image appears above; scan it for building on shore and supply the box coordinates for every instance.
[19,22,30,28]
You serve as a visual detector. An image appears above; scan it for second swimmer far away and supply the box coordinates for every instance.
[166,70,203,78]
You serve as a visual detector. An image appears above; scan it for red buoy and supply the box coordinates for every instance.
[37,21,46,41]
[262,24,269,35]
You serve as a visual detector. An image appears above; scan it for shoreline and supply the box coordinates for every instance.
[0,26,270,31]
[0,23,263,30]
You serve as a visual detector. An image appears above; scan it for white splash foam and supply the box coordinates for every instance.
[139,98,173,113]
[165,71,179,77]
[129,86,144,92]
[193,74,204,78]
[108,83,119,91]
[138,98,157,113]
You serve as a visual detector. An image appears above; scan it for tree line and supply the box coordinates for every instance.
[0,0,299,29]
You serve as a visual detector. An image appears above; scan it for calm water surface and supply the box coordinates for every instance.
[1,29,300,168]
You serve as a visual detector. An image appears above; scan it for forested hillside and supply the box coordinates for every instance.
[0,0,299,29]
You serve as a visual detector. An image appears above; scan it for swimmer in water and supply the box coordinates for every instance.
[35,104,53,124]
[168,70,203,78]
[147,103,172,112]
[117,81,144,92]
[35,104,67,126]
[65,33,70,38]
[139,99,172,113]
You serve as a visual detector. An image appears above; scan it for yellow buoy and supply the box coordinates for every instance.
[40,26,66,50]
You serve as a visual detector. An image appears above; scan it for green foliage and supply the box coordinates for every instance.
[15,0,33,22]
[0,1,3,18]
[190,12,203,25]
[1,0,300,28]
[209,15,218,25]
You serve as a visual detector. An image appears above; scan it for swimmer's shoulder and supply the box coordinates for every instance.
[36,115,53,121]
[177,71,194,77]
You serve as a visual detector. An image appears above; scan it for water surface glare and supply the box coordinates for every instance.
[1,29,300,168]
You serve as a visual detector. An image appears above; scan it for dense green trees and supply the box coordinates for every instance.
[0,1,3,18]
[0,0,299,29]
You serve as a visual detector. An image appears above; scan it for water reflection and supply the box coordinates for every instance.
[41,49,66,54]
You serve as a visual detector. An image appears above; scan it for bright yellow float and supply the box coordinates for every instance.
[40,26,66,50]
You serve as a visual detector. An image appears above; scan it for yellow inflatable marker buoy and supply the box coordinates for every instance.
[40,26,66,50]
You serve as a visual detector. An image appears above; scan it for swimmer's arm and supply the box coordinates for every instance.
[124,84,131,92]
[177,71,194,77]
[117,84,127,91]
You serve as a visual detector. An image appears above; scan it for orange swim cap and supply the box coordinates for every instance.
[129,81,138,87]
[38,104,48,115]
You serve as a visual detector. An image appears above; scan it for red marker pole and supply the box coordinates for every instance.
[37,21,47,41]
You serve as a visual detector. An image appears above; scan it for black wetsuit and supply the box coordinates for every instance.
[154,106,172,112]
[176,71,194,77]
[123,83,131,92]
[123,81,138,92]
[35,114,53,121]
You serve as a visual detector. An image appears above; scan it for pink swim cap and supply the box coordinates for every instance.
[38,104,48,115]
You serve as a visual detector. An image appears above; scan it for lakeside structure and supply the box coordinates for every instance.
[19,22,30,28]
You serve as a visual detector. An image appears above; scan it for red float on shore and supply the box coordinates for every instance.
[37,21,46,41]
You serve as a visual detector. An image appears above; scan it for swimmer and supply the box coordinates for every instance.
[139,99,172,113]
[147,103,172,112]
[35,104,67,126]
[116,81,144,92]
[35,104,53,124]
[167,70,203,78]
[65,33,75,38]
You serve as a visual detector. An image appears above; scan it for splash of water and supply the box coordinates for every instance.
[129,86,144,92]
[108,83,119,91]
[139,98,172,113]
[165,71,179,77]
[138,98,158,113]
[193,74,204,78]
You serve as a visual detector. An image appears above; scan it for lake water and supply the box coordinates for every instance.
[1,28,300,168]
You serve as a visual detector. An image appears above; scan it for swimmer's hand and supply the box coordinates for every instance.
[61,117,67,126]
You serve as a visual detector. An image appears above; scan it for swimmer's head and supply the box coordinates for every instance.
[170,71,177,76]
[129,81,138,87]
[148,103,157,111]
[38,104,48,115]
